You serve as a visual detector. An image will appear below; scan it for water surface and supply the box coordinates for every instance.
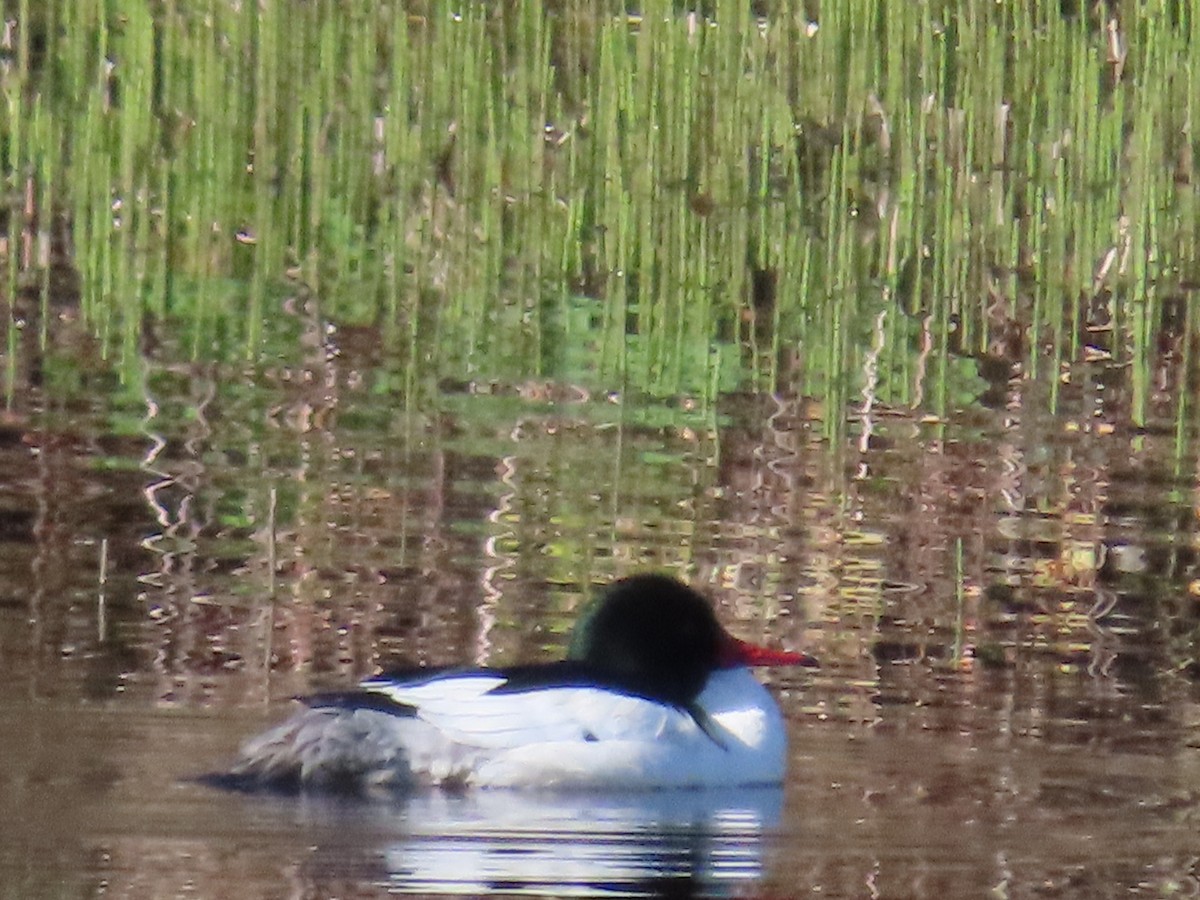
[1,364,1199,897]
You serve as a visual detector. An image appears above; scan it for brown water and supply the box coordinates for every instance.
[2,327,1200,898]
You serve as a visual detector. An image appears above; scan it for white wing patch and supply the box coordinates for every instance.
[361,674,686,751]
[364,673,507,707]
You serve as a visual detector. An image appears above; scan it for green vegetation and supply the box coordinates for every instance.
[1,1,1196,422]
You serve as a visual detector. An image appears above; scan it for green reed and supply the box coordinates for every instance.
[0,1,1196,422]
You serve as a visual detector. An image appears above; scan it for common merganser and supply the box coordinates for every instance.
[216,574,817,791]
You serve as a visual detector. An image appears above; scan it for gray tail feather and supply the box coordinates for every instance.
[201,707,414,794]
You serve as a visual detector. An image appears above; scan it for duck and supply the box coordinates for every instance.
[215,574,817,791]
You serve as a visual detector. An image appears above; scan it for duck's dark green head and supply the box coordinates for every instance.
[568,574,816,706]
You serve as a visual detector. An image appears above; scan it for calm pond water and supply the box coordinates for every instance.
[1,320,1199,898]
